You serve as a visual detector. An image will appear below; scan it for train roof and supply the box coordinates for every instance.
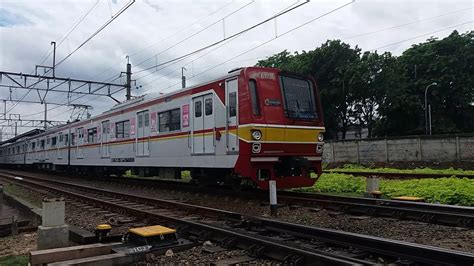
[0,128,44,146]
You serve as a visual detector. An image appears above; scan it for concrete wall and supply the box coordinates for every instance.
[323,134,474,163]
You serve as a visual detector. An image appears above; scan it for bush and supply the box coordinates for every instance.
[297,173,474,206]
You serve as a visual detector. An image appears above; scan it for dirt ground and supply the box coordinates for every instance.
[0,232,36,257]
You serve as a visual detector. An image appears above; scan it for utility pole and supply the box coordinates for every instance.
[44,102,47,130]
[51,41,56,77]
[14,122,17,137]
[424,82,437,135]
[125,56,131,100]
[181,67,186,89]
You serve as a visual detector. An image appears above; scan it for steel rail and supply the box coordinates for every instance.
[322,170,474,179]
[1,172,473,265]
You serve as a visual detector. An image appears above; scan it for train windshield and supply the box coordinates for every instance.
[280,76,317,120]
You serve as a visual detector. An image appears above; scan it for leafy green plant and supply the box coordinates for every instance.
[329,164,474,176]
[298,172,474,206]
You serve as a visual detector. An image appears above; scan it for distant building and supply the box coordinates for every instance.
[337,125,368,140]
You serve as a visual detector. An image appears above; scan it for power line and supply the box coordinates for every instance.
[134,0,310,76]
[135,1,302,86]
[55,0,135,68]
[90,0,236,82]
[133,0,256,69]
[153,0,355,94]
[3,0,135,118]
[37,0,100,67]
[371,20,473,50]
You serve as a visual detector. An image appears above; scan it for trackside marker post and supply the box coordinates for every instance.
[269,180,277,217]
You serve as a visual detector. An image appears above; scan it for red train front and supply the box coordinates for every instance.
[231,67,325,189]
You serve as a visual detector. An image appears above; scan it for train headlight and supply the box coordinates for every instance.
[318,133,324,142]
[251,130,262,141]
[252,143,261,153]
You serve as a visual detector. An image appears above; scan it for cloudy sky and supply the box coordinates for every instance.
[0,0,472,137]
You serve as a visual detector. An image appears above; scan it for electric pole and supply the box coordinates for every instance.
[125,56,131,100]
[181,67,186,89]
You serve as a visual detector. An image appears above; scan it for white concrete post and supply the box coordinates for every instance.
[365,176,380,198]
[37,198,69,250]
[269,180,277,217]
[356,141,360,164]
[384,139,389,162]
[455,136,460,162]
[0,185,3,219]
[417,138,422,161]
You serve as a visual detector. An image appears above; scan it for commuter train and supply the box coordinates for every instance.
[0,67,325,189]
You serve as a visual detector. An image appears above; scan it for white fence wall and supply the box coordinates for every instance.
[323,135,474,163]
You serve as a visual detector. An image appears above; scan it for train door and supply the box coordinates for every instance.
[203,94,215,154]
[77,127,84,158]
[137,110,150,156]
[225,78,239,152]
[192,96,204,154]
[101,121,110,157]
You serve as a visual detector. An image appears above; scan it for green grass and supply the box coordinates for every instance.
[0,255,28,266]
[297,173,474,206]
[327,164,474,175]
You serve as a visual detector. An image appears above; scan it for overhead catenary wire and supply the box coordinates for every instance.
[148,0,355,94]
[3,0,135,119]
[36,0,101,67]
[132,0,256,69]
[90,0,236,81]
[134,0,302,85]
[133,0,311,76]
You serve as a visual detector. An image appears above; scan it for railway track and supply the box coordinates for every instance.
[1,171,473,265]
[1,169,473,228]
[322,170,474,179]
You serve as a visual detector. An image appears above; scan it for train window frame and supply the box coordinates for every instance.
[195,100,202,118]
[115,120,131,139]
[158,108,181,133]
[279,75,318,120]
[229,92,237,117]
[205,97,213,116]
[248,79,261,116]
[40,139,45,149]
[51,136,57,147]
[87,127,98,143]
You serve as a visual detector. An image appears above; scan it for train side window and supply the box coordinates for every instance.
[51,137,57,147]
[195,101,202,118]
[32,142,36,150]
[249,79,261,116]
[40,140,45,149]
[115,120,130,138]
[87,128,97,143]
[229,92,237,117]
[159,109,181,132]
[144,112,150,127]
[205,98,213,116]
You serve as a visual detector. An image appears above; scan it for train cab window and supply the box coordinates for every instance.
[116,120,130,138]
[159,109,181,132]
[87,128,97,143]
[195,101,202,118]
[229,92,237,117]
[205,98,213,116]
[249,79,261,116]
